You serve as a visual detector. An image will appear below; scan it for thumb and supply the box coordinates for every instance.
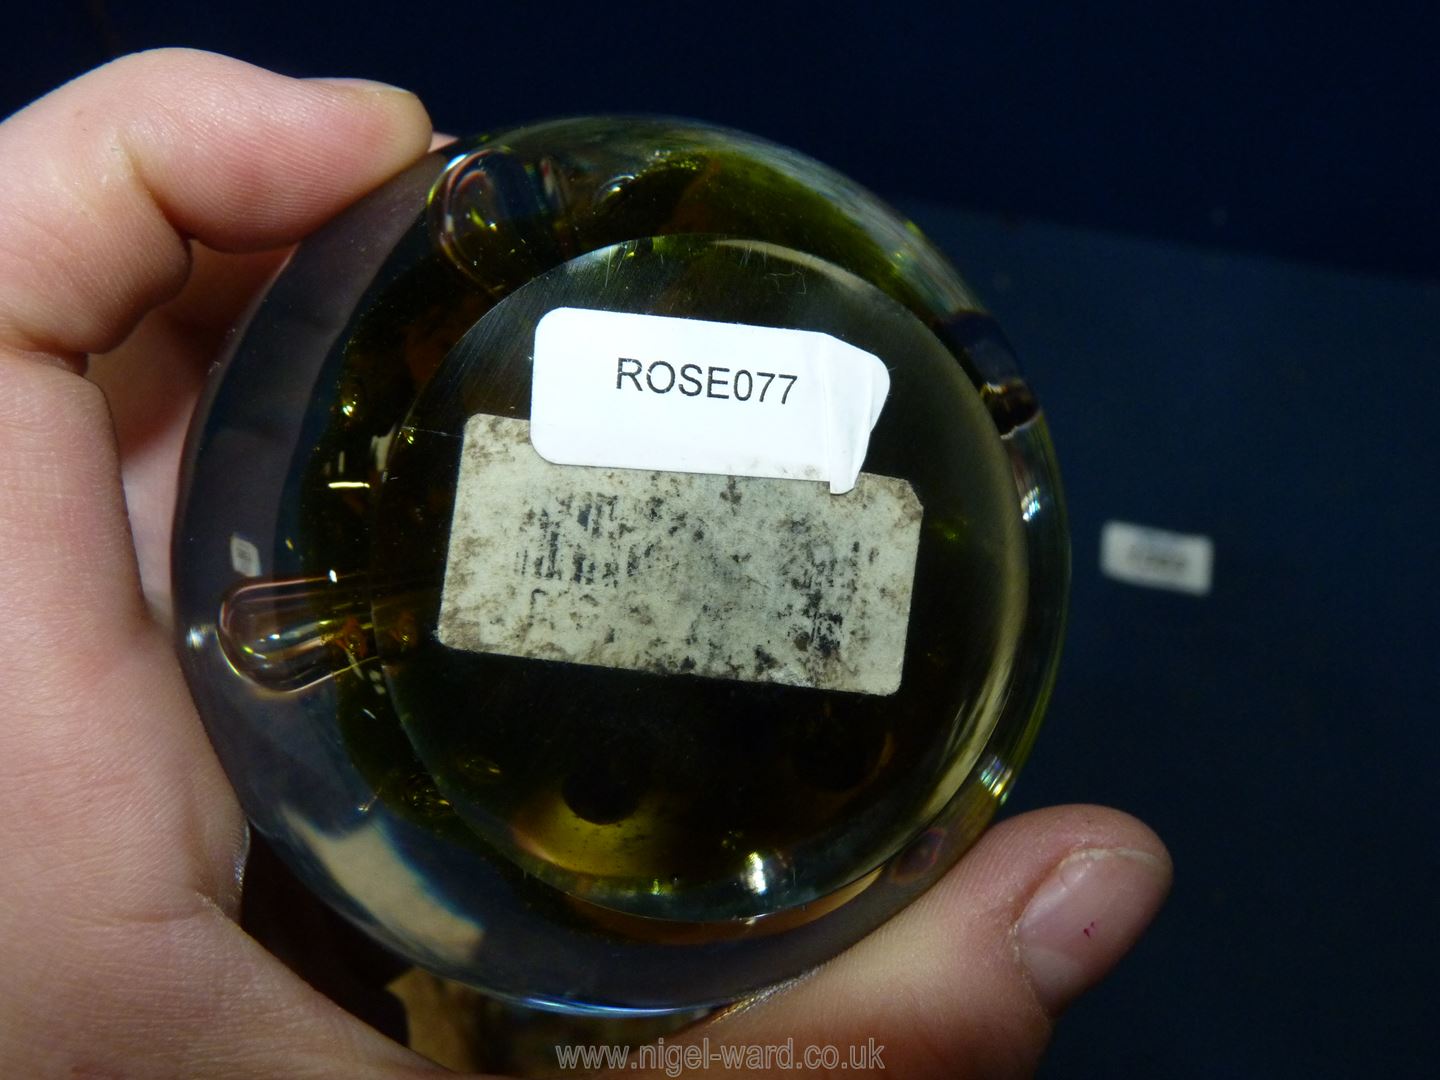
[627,805,1171,1078]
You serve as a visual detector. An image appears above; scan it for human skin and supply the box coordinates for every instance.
[0,49,1171,1079]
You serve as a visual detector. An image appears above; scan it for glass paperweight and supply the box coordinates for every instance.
[173,118,1068,1013]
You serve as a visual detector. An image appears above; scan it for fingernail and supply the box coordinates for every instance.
[308,76,416,96]
[1016,847,1171,1014]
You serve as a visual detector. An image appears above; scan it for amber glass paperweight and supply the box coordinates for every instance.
[172,118,1069,1013]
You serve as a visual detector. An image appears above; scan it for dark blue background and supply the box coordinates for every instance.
[7,5,1437,1077]
[916,204,1439,1077]
[8,1,1440,279]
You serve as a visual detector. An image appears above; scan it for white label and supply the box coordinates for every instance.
[439,416,923,696]
[530,307,891,495]
[229,533,261,577]
[1100,520,1214,595]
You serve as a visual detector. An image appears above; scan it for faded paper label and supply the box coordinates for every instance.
[438,415,922,695]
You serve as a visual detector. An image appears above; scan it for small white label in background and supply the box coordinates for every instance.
[530,307,891,495]
[1100,521,1214,595]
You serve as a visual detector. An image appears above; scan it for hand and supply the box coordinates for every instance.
[0,49,1171,1078]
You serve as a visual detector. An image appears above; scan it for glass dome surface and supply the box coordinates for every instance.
[172,117,1068,1013]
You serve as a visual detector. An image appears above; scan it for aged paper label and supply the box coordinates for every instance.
[438,416,922,695]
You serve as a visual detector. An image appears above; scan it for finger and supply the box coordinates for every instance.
[634,805,1171,1079]
[0,45,431,898]
[0,48,441,1077]
[0,48,432,363]
[89,243,292,621]
[94,132,460,618]
[93,130,449,620]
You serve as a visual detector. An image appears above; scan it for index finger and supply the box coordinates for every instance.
[0,48,432,364]
[0,51,438,1077]
[0,47,431,686]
